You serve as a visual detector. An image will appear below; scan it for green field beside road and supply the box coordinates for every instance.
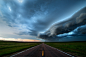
[45,42,86,57]
[0,41,41,57]
[0,41,86,57]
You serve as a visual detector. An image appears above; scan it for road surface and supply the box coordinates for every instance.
[11,43,73,57]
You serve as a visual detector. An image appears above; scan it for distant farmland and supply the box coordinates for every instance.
[0,41,41,57]
[45,42,86,57]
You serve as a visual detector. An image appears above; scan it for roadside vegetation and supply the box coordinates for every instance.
[0,41,41,57]
[45,42,86,57]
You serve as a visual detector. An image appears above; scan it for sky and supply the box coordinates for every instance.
[0,0,86,42]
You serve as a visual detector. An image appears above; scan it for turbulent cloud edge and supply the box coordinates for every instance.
[38,7,86,41]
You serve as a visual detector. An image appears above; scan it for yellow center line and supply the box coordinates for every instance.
[42,50,44,56]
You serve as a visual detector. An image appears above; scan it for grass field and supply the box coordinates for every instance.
[0,41,41,57]
[45,42,86,57]
[0,41,86,57]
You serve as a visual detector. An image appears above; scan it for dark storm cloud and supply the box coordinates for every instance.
[17,30,38,36]
[44,7,86,36]
[0,0,62,35]
[0,0,86,40]
[38,7,86,41]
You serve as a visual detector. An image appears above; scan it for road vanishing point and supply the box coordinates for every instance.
[10,43,74,57]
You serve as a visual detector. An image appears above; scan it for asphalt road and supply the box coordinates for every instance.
[11,43,72,57]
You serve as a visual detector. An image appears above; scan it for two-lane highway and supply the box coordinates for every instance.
[11,43,73,57]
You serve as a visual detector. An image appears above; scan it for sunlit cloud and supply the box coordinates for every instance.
[8,6,11,11]
[18,0,23,3]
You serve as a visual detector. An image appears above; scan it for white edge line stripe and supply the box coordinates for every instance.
[10,44,40,57]
[46,44,74,57]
